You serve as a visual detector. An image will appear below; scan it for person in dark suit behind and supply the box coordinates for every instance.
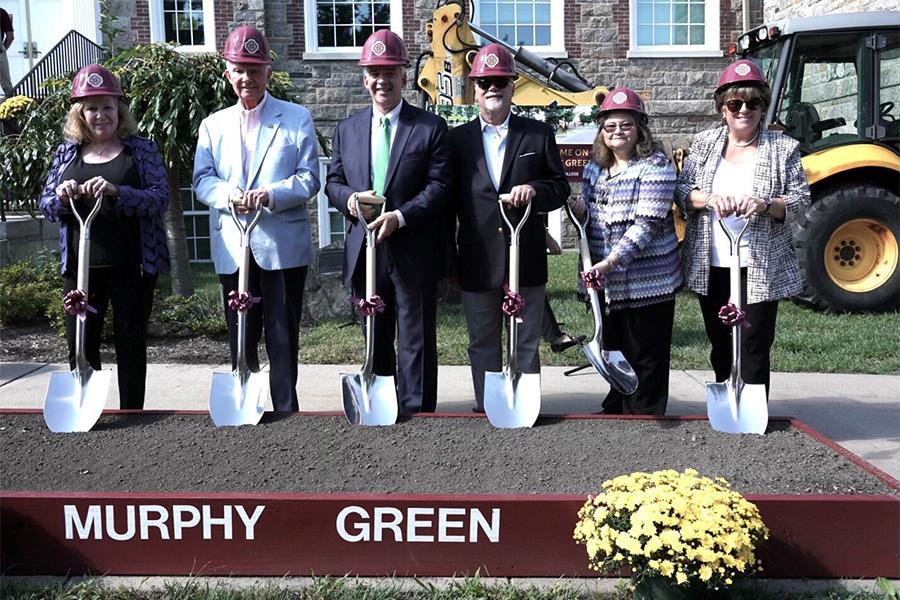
[326,29,451,413]
[448,43,570,412]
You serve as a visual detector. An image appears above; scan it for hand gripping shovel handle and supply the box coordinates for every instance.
[498,195,531,373]
[719,217,752,390]
[353,194,386,379]
[228,203,263,375]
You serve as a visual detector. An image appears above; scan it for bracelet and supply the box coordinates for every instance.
[703,193,713,210]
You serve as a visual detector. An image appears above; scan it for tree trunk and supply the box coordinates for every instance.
[164,172,194,297]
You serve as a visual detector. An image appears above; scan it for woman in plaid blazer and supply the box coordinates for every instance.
[674,60,810,396]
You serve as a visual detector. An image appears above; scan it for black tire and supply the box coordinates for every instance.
[794,184,899,313]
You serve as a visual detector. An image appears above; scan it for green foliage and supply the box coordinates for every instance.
[153,287,226,336]
[97,0,124,56]
[0,249,62,325]
[0,80,70,213]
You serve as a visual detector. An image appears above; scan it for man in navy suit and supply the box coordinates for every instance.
[193,25,320,412]
[326,29,451,413]
[448,44,570,411]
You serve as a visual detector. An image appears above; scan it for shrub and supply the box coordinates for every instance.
[153,287,226,336]
[0,250,62,326]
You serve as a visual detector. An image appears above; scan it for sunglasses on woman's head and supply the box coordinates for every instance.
[725,98,763,113]
[474,77,511,90]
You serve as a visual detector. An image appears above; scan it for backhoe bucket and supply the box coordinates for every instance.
[484,369,541,429]
[210,370,267,427]
[341,371,398,426]
[44,367,110,433]
[706,380,768,435]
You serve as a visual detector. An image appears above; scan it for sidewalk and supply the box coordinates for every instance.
[2,362,898,481]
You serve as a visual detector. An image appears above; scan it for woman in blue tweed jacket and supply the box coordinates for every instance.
[39,64,169,410]
[570,88,682,415]
[674,60,810,397]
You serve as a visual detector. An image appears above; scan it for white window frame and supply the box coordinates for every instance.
[317,157,347,248]
[180,186,214,263]
[627,0,722,58]
[471,0,567,58]
[149,0,218,53]
[303,0,404,60]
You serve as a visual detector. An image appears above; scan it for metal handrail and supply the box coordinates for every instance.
[11,30,107,99]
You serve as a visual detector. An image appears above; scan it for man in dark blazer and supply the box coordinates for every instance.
[448,43,570,411]
[326,29,451,413]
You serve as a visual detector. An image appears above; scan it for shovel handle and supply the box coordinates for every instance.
[498,196,532,294]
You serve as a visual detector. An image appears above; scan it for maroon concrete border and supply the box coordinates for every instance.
[2,411,897,578]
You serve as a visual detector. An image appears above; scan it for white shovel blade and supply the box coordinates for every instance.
[341,372,398,426]
[706,380,768,435]
[209,371,267,427]
[44,368,110,433]
[484,370,541,428]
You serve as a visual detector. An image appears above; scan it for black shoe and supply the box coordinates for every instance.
[472,407,485,414]
[550,334,585,353]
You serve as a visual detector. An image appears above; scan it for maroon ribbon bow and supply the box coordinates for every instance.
[501,286,526,320]
[352,295,386,317]
[63,289,97,321]
[581,268,606,291]
[227,290,261,313]
[718,302,750,328]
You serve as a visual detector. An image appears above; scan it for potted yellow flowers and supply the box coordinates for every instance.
[0,95,36,135]
[574,469,769,599]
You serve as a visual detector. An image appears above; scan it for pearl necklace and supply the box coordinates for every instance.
[731,129,760,148]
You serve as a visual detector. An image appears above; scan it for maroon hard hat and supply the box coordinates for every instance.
[223,25,271,64]
[468,43,516,79]
[715,59,766,95]
[70,64,123,101]
[358,29,409,67]
[598,87,646,118]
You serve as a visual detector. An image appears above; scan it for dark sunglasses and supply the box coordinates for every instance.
[602,121,635,133]
[474,77,511,90]
[725,98,764,113]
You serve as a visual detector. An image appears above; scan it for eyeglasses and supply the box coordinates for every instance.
[725,98,764,113]
[602,121,635,133]
[474,77,511,90]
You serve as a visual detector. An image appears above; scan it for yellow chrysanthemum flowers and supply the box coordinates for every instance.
[574,469,769,591]
[0,96,37,121]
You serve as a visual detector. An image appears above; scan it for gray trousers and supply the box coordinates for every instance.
[0,45,12,98]
[462,285,545,409]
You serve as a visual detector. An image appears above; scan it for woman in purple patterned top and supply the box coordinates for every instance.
[568,87,682,415]
[39,64,169,410]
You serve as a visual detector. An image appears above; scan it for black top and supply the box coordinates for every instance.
[62,148,142,269]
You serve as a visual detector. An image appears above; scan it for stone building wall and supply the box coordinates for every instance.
[764,0,896,20]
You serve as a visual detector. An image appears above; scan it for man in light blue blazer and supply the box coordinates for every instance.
[193,25,320,412]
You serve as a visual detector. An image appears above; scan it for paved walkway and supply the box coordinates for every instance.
[2,362,898,481]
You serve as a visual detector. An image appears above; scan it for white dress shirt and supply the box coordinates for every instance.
[479,113,510,191]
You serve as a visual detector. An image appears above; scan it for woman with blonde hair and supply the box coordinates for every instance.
[39,64,169,410]
[569,87,682,415]
[675,60,810,398]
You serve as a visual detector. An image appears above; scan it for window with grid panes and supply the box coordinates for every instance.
[630,0,720,57]
[149,0,217,52]
[304,0,403,57]
[472,0,563,54]
[181,187,212,262]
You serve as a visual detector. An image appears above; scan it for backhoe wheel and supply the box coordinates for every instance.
[795,184,899,313]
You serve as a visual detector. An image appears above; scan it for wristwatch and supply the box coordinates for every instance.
[761,197,773,215]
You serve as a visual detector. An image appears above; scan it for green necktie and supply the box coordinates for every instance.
[372,116,391,195]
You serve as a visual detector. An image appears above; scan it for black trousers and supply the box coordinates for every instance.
[697,267,778,395]
[219,257,307,413]
[63,265,156,410]
[352,241,438,413]
[600,297,676,415]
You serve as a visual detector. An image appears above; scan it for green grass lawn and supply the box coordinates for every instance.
[2,577,895,600]
[161,254,899,374]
